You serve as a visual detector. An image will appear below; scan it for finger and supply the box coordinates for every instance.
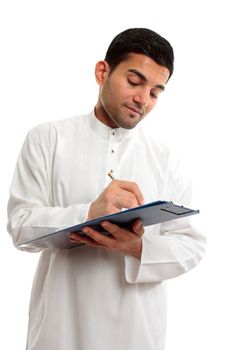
[100,221,134,241]
[131,219,144,237]
[82,226,115,246]
[113,180,144,206]
[70,232,106,248]
[114,188,141,209]
[100,221,123,239]
[69,233,84,243]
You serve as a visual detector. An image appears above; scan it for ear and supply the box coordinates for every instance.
[95,61,110,86]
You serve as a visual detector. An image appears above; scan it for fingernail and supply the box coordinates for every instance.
[70,235,80,241]
[82,227,89,234]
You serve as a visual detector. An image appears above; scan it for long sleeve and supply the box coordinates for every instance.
[7,127,90,252]
[125,153,206,283]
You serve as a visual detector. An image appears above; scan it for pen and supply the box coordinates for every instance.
[108,172,115,180]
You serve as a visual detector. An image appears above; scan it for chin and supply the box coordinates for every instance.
[119,121,139,129]
[111,112,141,129]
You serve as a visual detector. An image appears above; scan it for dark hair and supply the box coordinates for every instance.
[104,28,174,78]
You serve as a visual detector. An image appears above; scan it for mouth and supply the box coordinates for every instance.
[124,105,144,117]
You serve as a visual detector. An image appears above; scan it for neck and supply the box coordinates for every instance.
[94,103,118,129]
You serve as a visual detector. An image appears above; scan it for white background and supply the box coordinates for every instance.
[0,0,232,349]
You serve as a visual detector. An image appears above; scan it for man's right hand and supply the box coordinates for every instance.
[87,179,144,221]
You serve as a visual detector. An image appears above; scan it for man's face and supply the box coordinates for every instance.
[95,53,170,129]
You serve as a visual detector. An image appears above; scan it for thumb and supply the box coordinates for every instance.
[132,219,144,237]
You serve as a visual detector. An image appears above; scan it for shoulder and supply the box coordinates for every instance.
[138,125,190,180]
[137,126,173,164]
[26,112,92,143]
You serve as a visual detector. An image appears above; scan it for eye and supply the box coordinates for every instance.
[150,92,158,99]
[127,79,140,86]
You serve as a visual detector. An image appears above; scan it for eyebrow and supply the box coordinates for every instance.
[128,69,166,91]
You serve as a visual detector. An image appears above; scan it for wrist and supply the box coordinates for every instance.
[87,202,95,221]
[124,238,142,260]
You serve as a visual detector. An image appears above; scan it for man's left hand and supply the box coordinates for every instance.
[70,219,144,260]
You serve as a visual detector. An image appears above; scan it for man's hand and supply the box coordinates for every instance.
[70,179,145,259]
[87,179,144,220]
[70,219,144,259]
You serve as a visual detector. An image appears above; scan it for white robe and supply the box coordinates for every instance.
[7,111,205,350]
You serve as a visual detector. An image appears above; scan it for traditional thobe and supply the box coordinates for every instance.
[7,111,205,350]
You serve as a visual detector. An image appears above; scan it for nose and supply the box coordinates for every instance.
[133,89,150,107]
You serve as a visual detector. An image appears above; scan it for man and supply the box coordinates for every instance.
[7,28,205,350]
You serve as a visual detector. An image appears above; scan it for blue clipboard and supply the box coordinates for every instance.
[18,200,199,249]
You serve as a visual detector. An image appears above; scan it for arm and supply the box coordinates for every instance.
[7,127,145,255]
[125,157,206,283]
[7,128,91,252]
